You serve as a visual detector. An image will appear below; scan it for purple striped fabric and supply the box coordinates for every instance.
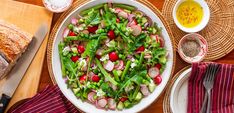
[10,85,80,113]
[187,62,234,113]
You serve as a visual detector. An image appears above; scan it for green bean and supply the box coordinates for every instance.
[64,36,89,42]
[80,4,104,16]
[121,61,131,80]
[138,52,145,67]
[113,4,136,11]
[113,70,120,82]
[58,42,66,77]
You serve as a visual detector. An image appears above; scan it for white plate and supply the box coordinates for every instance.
[51,0,175,112]
[170,68,191,113]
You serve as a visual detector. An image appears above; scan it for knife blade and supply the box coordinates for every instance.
[0,23,48,113]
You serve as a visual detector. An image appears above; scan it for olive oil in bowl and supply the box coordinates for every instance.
[176,0,203,28]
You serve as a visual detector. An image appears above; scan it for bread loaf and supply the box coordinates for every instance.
[0,20,32,79]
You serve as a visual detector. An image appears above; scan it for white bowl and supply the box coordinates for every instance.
[172,0,210,33]
[51,0,175,112]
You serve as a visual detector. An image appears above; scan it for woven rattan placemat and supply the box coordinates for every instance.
[162,0,234,61]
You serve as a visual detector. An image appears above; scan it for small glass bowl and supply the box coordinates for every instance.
[178,33,208,63]
[43,0,73,13]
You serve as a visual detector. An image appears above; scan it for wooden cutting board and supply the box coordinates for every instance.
[0,0,53,111]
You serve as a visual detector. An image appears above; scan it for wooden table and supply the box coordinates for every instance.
[15,0,234,113]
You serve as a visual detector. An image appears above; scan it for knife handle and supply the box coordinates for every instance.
[0,94,11,113]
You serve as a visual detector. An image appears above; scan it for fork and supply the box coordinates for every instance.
[200,64,221,113]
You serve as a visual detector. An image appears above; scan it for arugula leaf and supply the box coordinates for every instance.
[85,9,101,25]
[63,58,77,79]
[116,70,147,98]
[82,37,101,77]
[101,82,117,97]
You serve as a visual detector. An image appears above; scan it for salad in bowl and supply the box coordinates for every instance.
[53,0,174,112]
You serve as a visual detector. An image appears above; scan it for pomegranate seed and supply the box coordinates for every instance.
[68,31,77,36]
[136,46,145,52]
[119,97,128,102]
[107,30,116,40]
[155,63,161,69]
[71,56,79,62]
[92,75,100,82]
[87,26,98,33]
[109,52,119,62]
[154,75,162,85]
[77,45,85,54]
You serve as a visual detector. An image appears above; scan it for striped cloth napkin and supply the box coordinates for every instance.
[187,62,234,113]
[10,85,79,113]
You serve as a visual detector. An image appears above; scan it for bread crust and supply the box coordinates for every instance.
[0,20,32,79]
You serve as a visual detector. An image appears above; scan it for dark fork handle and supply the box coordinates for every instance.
[0,94,11,113]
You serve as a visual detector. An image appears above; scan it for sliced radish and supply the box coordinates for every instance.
[62,46,71,53]
[144,22,149,28]
[128,14,135,23]
[114,8,123,13]
[148,67,160,78]
[96,98,107,108]
[118,11,128,19]
[128,19,137,27]
[150,35,165,47]
[71,18,78,25]
[88,92,96,103]
[104,60,114,71]
[131,25,142,36]
[114,60,124,70]
[140,85,150,96]
[63,28,70,38]
[108,98,116,110]
[144,54,152,59]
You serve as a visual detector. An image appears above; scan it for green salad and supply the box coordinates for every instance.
[58,3,168,110]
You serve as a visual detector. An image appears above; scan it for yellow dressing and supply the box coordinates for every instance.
[176,0,203,28]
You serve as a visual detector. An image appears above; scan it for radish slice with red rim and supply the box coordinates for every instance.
[114,60,124,70]
[118,11,128,19]
[96,98,107,108]
[148,67,160,78]
[63,28,70,38]
[140,85,150,96]
[71,18,78,25]
[131,25,142,36]
[104,60,114,71]
[88,92,96,103]
[108,98,116,110]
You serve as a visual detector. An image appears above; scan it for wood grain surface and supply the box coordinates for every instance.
[0,0,53,112]
[15,0,234,113]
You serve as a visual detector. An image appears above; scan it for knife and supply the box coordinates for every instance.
[0,23,48,113]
